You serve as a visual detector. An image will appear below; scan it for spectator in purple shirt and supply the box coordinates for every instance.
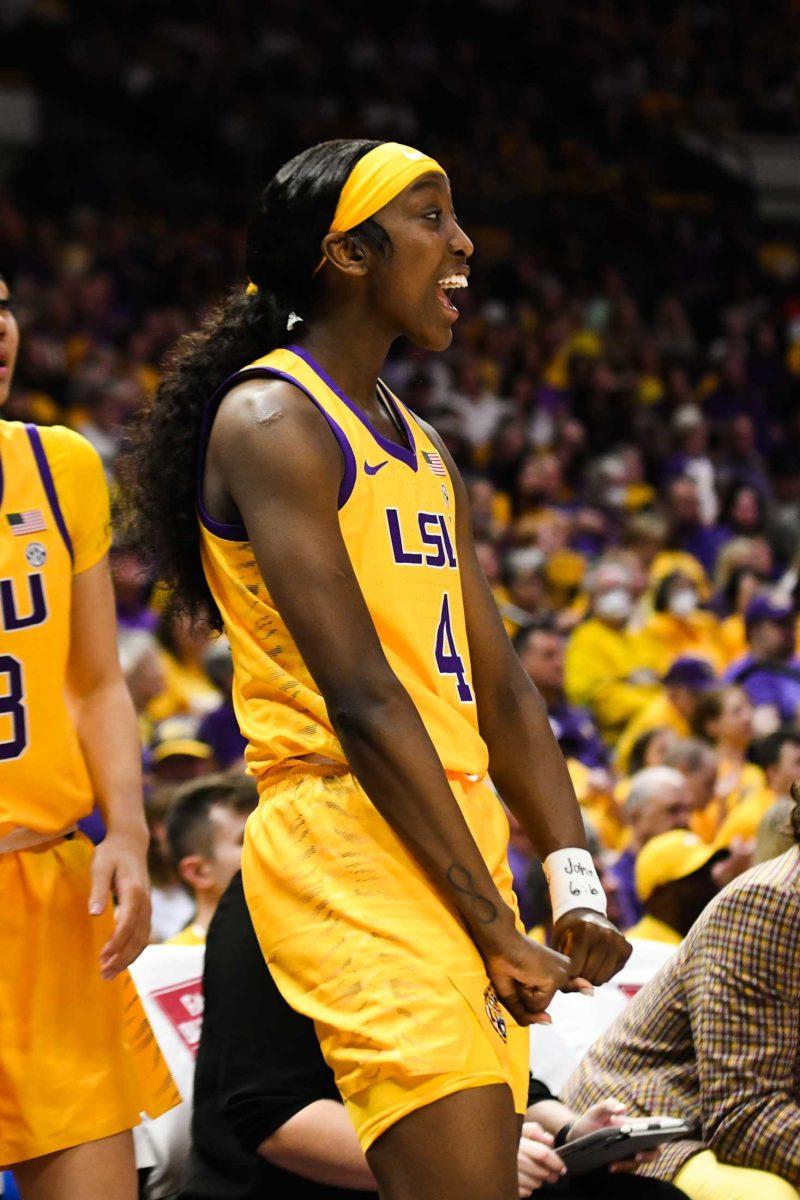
[514,619,608,769]
[198,637,248,770]
[606,766,694,931]
[726,596,800,728]
[665,476,730,577]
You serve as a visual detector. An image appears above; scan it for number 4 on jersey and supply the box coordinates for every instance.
[434,594,473,702]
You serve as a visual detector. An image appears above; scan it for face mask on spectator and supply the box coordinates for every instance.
[668,588,698,617]
[595,588,633,623]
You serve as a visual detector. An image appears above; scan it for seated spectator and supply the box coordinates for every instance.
[755,789,797,865]
[691,685,765,817]
[726,596,800,729]
[565,758,628,854]
[606,767,694,930]
[197,638,247,770]
[165,775,257,945]
[118,628,167,745]
[179,874,379,1200]
[565,560,658,742]
[662,738,719,842]
[111,544,158,632]
[182,872,682,1200]
[148,610,221,723]
[518,1082,686,1197]
[150,717,215,785]
[713,552,766,666]
[501,546,552,633]
[663,406,717,524]
[665,476,729,577]
[719,481,770,544]
[716,729,800,846]
[627,830,727,945]
[634,571,725,677]
[615,658,717,774]
[565,811,800,1200]
[145,785,196,942]
[515,620,608,768]
[613,726,678,813]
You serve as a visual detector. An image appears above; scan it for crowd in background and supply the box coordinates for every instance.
[3,3,800,1197]
[3,0,800,952]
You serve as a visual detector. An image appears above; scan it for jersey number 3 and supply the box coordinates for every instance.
[435,594,473,702]
[0,655,27,760]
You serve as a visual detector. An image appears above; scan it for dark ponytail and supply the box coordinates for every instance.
[122,138,388,624]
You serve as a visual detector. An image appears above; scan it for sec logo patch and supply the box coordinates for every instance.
[484,984,508,1042]
[25,542,47,567]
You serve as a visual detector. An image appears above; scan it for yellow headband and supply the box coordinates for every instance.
[247,142,445,293]
[328,141,445,234]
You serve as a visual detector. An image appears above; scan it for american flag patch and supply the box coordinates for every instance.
[7,509,47,536]
[422,450,446,477]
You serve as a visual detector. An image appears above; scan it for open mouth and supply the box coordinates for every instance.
[436,272,469,315]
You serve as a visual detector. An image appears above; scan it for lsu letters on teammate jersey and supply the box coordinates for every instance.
[199,343,489,783]
[0,421,110,835]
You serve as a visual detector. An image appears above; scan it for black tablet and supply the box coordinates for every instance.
[556,1116,692,1176]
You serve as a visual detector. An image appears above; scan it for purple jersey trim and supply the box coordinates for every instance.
[198,366,357,541]
[286,343,418,471]
[25,424,74,562]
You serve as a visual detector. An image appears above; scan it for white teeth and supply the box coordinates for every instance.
[438,273,468,289]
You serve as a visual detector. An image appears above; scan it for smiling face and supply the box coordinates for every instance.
[0,277,20,406]
[325,171,473,352]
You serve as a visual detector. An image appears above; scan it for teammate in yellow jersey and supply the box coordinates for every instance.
[0,273,178,1199]
[126,141,630,1200]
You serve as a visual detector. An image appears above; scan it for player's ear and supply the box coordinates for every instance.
[178,854,214,892]
[320,231,370,278]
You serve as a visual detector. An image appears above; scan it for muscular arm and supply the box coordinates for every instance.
[422,423,630,983]
[208,380,569,1021]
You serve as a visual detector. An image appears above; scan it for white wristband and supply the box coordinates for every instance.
[543,848,607,925]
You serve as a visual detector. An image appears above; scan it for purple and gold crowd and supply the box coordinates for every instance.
[4,178,800,948]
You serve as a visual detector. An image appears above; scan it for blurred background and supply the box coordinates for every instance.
[3,0,800,941]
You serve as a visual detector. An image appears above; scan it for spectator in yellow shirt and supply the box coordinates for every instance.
[691,685,765,820]
[662,738,720,843]
[716,730,800,848]
[615,657,717,774]
[565,560,658,742]
[164,775,257,946]
[147,610,221,724]
[633,570,725,677]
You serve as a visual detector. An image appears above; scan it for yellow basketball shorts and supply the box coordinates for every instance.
[0,832,180,1167]
[242,767,530,1152]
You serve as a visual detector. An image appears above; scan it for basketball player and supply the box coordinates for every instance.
[0,272,178,1199]
[126,141,630,1200]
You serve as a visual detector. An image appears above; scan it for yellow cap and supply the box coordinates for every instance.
[635,829,722,902]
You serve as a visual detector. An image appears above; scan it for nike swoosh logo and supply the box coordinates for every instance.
[364,461,388,475]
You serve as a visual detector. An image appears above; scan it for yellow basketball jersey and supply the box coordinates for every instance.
[0,421,111,835]
[199,344,488,783]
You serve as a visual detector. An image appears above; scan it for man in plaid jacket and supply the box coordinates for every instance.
[564,835,800,1200]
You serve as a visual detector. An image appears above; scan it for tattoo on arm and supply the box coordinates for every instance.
[446,864,498,925]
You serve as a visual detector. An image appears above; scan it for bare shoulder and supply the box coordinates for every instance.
[210,375,341,482]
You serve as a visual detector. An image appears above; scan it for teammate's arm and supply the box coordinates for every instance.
[423,422,630,985]
[208,379,570,1025]
[67,554,150,978]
